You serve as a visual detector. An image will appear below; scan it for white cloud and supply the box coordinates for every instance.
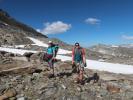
[39,21,71,35]
[122,35,133,40]
[85,18,101,25]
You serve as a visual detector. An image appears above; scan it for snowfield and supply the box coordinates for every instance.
[57,55,133,74]
[0,47,37,55]
[0,37,133,74]
[27,37,48,47]
[27,37,72,54]
[86,59,133,74]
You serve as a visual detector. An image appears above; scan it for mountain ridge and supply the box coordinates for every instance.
[0,9,47,38]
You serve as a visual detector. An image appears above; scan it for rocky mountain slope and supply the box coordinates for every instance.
[0,9,47,45]
[0,9,74,51]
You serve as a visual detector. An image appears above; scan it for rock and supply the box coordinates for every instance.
[124,91,133,99]
[40,86,57,99]
[9,97,16,100]
[1,58,13,64]
[61,84,67,89]
[77,86,82,92]
[36,82,48,91]
[0,66,36,75]
[0,86,6,95]
[106,84,120,93]
[32,73,40,77]
[17,97,26,100]
[23,52,34,62]
[0,51,8,56]
[0,88,17,100]
[11,75,22,82]
[58,62,72,71]
[4,52,15,57]
[99,89,108,97]
[100,75,118,81]
[30,52,43,63]
[16,84,24,92]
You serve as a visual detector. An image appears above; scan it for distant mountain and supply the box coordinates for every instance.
[0,9,47,45]
[89,44,133,57]
[119,44,133,48]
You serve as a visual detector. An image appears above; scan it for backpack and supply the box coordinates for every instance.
[54,45,59,56]
[50,44,59,57]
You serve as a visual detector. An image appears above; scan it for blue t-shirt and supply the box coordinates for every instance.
[46,46,55,55]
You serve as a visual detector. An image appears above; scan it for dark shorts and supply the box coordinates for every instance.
[43,53,53,62]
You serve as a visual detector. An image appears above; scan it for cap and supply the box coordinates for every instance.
[75,42,80,46]
[48,41,53,44]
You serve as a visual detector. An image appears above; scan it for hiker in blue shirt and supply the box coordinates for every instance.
[45,41,56,78]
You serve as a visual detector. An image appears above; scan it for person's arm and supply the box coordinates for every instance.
[72,48,75,64]
[82,48,86,64]
[52,47,56,58]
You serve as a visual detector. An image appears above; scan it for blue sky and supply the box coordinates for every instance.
[0,0,133,46]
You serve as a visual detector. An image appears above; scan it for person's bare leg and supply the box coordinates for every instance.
[48,59,55,78]
[77,63,80,73]
[79,69,83,81]
[52,62,54,75]
[79,64,84,84]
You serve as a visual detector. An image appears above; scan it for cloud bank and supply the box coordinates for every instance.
[39,21,71,35]
[122,35,133,40]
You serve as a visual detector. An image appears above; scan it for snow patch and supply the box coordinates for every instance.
[27,37,72,54]
[111,45,119,48]
[56,55,133,74]
[27,37,48,47]
[0,47,37,55]
[1,41,133,74]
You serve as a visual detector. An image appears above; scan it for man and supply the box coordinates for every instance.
[45,41,56,78]
[72,42,86,84]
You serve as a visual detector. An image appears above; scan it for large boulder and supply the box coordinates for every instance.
[0,88,17,100]
[30,52,44,63]
[23,52,34,62]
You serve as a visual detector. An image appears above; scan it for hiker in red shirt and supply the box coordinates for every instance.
[72,42,87,84]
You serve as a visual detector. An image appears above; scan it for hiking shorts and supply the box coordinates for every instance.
[43,53,53,62]
[75,61,85,68]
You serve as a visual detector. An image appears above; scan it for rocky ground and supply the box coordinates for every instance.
[0,51,133,100]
